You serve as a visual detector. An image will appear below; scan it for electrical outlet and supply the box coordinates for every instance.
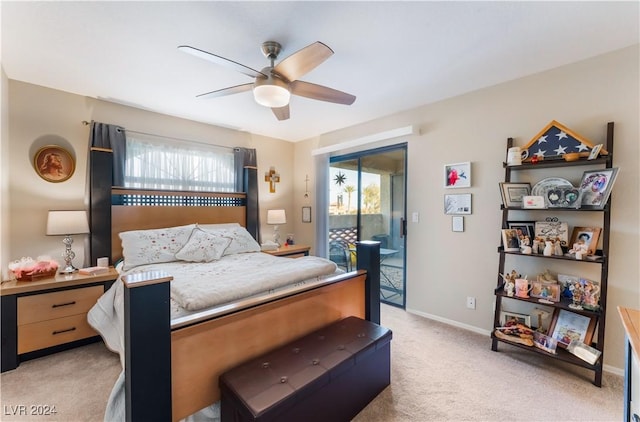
[466,296,476,309]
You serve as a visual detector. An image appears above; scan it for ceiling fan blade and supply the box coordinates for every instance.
[271,105,290,121]
[273,41,333,82]
[178,45,266,79]
[290,80,356,105]
[196,83,254,99]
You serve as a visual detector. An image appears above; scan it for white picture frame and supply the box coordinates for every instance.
[522,195,546,209]
[500,311,531,327]
[444,162,471,188]
[452,216,464,232]
[444,193,472,215]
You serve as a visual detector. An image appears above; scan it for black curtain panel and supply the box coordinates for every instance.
[87,121,125,263]
[234,148,260,242]
[89,121,126,187]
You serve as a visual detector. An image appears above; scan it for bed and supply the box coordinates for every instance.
[87,149,381,422]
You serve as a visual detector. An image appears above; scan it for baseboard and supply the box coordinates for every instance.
[404,307,624,376]
[405,307,491,336]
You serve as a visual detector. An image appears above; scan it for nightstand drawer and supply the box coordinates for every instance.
[17,285,103,325]
[18,314,97,354]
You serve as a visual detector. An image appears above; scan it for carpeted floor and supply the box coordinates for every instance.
[0,304,622,421]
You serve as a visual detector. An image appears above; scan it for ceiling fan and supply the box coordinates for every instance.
[178,41,356,121]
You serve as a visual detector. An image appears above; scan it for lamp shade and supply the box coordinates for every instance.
[266,209,286,225]
[46,210,89,235]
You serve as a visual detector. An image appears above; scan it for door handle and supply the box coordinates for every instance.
[400,217,407,238]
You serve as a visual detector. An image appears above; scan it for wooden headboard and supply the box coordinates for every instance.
[110,187,246,261]
[89,148,248,264]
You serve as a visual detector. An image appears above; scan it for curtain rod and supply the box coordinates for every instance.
[82,120,234,151]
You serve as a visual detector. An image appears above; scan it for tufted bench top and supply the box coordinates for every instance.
[219,316,392,421]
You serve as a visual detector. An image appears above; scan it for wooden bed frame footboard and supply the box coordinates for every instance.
[122,243,380,422]
[88,149,381,421]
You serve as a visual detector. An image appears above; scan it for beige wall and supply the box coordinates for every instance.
[295,45,640,372]
[2,81,295,276]
[1,68,9,276]
[2,45,638,374]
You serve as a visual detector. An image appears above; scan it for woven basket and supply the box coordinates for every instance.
[13,268,57,281]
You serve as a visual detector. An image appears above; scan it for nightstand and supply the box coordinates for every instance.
[263,244,310,258]
[1,267,119,372]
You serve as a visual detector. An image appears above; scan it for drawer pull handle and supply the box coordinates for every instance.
[52,301,76,308]
[52,327,76,335]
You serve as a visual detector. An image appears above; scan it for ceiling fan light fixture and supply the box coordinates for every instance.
[253,75,291,108]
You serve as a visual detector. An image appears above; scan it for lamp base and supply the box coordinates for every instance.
[60,235,78,274]
[59,265,78,274]
[273,226,281,247]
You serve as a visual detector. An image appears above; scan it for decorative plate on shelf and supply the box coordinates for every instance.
[531,177,573,197]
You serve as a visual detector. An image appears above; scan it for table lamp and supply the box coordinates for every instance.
[46,210,90,273]
[266,209,286,246]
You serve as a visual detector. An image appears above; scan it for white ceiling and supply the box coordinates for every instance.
[2,1,638,142]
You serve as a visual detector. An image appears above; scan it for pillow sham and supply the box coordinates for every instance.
[119,224,196,270]
[197,222,241,231]
[175,228,232,263]
[200,225,261,255]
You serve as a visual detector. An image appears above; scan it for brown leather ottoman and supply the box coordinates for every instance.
[219,316,392,422]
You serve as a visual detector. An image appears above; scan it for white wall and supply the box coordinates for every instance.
[296,45,640,372]
[2,81,296,277]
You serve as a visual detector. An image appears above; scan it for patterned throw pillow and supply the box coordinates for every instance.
[175,228,232,263]
[220,226,261,255]
[200,225,261,256]
[119,224,196,270]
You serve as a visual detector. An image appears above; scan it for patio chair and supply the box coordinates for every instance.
[329,239,351,271]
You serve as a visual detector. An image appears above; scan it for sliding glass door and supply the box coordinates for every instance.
[328,144,407,308]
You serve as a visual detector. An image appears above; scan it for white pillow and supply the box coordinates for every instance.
[197,222,241,231]
[119,224,196,270]
[175,228,232,263]
[200,225,261,255]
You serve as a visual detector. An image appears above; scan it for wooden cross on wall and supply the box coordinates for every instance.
[265,167,280,193]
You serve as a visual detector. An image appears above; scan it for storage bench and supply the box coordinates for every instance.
[219,316,392,422]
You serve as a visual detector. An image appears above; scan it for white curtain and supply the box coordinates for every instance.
[124,134,235,192]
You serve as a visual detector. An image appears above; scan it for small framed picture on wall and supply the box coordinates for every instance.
[302,206,312,223]
[444,162,471,188]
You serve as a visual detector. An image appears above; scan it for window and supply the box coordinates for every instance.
[124,134,235,192]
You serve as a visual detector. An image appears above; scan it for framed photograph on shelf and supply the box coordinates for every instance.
[444,162,471,188]
[499,182,531,208]
[522,195,546,209]
[444,193,472,215]
[530,281,561,302]
[507,221,535,240]
[533,331,558,354]
[579,167,619,209]
[548,309,597,349]
[34,145,75,183]
[569,227,601,255]
[587,144,603,160]
[501,228,521,252]
[500,311,531,327]
[534,219,569,247]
